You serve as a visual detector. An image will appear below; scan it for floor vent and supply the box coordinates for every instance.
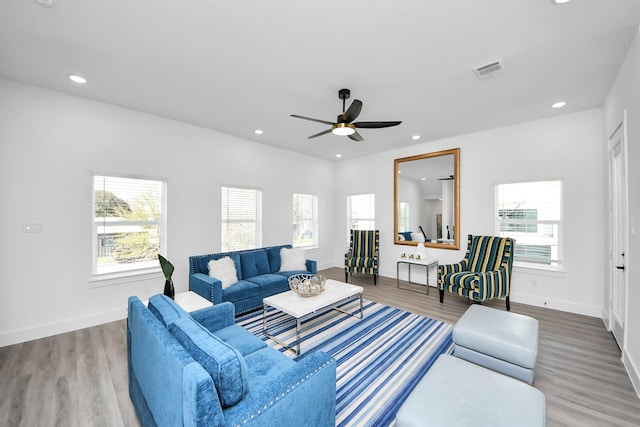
[473,59,505,79]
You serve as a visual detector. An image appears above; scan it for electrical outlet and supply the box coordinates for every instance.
[23,223,43,233]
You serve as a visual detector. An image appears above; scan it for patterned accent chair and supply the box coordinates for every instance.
[438,234,515,311]
[345,229,380,285]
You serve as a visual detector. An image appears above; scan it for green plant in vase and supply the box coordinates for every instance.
[158,254,175,299]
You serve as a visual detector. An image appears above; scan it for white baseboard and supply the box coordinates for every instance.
[622,348,640,398]
[0,309,127,348]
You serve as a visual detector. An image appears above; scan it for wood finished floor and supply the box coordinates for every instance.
[1,267,638,426]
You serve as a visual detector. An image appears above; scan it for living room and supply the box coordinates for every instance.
[1,1,640,425]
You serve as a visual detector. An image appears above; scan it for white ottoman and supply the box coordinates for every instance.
[453,305,539,384]
[395,354,546,427]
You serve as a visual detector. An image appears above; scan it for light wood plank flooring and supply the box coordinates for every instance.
[1,267,638,426]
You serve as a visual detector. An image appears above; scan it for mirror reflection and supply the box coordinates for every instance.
[394,148,460,250]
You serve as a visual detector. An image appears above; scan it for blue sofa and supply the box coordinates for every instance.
[189,245,316,314]
[127,294,336,427]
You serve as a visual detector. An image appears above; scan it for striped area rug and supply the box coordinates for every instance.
[236,299,454,426]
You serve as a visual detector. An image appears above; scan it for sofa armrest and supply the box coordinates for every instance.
[306,259,317,274]
[189,273,222,305]
[190,302,235,332]
[224,352,336,427]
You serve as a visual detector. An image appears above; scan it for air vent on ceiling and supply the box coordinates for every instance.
[473,59,505,79]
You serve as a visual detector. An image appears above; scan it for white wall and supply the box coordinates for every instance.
[603,27,640,395]
[0,78,337,346]
[334,109,606,318]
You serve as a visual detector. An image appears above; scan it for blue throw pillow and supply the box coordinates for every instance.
[170,317,249,407]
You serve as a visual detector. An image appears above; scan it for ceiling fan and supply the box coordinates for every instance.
[290,88,401,142]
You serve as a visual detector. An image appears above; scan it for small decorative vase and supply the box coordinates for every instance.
[163,279,175,300]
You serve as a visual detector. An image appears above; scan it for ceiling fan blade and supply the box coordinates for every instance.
[291,114,335,126]
[348,130,364,142]
[308,129,332,139]
[341,99,362,123]
[354,121,402,129]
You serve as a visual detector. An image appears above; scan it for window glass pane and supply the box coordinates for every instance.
[221,186,262,251]
[293,193,318,248]
[93,175,166,276]
[496,181,562,267]
[347,194,375,240]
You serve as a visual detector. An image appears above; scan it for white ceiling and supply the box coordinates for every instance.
[1,0,639,161]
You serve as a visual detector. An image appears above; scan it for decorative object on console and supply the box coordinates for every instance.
[414,242,428,260]
[158,254,175,300]
[207,256,238,289]
[288,274,326,297]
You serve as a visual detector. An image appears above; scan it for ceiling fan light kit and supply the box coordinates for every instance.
[332,123,356,136]
[291,88,401,142]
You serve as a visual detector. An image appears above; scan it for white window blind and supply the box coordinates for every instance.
[347,194,375,240]
[221,186,262,252]
[496,180,562,269]
[293,193,318,248]
[92,174,166,276]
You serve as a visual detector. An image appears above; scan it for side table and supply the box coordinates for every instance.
[396,258,438,294]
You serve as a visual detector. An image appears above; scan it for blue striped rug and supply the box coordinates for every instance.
[236,299,454,426]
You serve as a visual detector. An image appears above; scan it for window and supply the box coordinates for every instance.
[496,180,562,269]
[348,194,375,238]
[398,201,410,232]
[221,186,262,251]
[92,174,166,276]
[293,193,318,248]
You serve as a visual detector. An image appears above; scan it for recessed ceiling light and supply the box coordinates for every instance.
[68,74,87,84]
[552,0,571,4]
[412,135,421,141]
[254,129,263,135]
[421,177,426,181]
[335,154,342,158]
[552,101,566,109]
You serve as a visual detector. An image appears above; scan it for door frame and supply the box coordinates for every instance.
[607,111,630,350]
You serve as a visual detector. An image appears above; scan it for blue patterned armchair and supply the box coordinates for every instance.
[438,234,515,310]
[345,229,379,285]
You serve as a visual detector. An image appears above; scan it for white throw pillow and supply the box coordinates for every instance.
[208,257,238,289]
[279,247,307,272]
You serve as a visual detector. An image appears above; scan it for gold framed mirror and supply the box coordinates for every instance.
[394,148,460,250]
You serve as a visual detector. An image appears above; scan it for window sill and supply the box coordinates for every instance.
[513,263,566,277]
[89,267,163,288]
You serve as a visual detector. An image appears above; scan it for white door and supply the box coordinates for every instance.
[610,120,628,349]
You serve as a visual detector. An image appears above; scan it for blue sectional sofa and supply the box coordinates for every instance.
[189,244,316,314]
[127,294,336,427]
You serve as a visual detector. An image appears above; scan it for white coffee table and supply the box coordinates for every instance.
[262,279,364,355]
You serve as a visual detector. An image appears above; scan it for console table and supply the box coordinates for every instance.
[396,258,438,294]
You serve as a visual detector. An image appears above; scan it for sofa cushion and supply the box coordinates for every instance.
[170,317,249,408]
[213,324,267,356]
[239,250,270,279]
[148,294,190,328]
[243,346,295,390]
[279,247,306,272]
[246,274,289,293]
[208,256,238,289]
[221,280,259,303]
